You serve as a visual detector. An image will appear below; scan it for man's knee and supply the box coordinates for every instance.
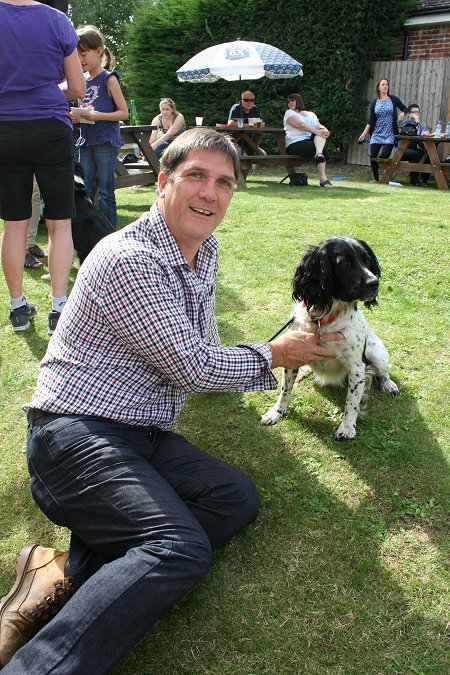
[225,470,260,530]
[143,536,213,583]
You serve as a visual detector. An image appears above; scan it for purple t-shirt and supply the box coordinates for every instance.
[0,1,78,127]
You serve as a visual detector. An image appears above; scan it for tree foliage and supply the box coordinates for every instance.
[69,0,142,68]
[124,0,415,154]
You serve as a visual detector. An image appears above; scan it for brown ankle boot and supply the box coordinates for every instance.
[0,545,73,667]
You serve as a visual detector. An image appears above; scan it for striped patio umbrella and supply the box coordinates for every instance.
[176,40,303,83]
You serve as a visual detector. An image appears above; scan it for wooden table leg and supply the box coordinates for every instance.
[425,141,448,191]
[379,139,409,183]
[133,130,160,175]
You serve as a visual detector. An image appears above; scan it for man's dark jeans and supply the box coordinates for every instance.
[402,145,430,185]
[5,414,259,674]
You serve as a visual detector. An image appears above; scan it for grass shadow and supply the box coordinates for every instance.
[115,389,448,674]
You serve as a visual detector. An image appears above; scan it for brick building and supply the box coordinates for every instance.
[391,0,450,60]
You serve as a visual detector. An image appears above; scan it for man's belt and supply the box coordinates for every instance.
[27,408,56,423]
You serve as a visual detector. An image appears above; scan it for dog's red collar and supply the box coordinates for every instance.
[316,313,338,327]
[303,302,339,327]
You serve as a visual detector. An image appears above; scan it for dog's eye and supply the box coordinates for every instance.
[335,255,350,266]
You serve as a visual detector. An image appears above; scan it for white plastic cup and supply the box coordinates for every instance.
[237,118,244,128]
[195,117,203,126]
[248,117,258,126]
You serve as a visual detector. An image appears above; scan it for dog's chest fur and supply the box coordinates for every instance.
[291,300,370,386]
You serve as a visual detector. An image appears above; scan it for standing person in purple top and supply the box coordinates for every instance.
[0,0,85,334]
[70,25,128,228]
[0,128,343,672]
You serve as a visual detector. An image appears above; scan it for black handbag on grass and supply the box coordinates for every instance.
[280,172,308,186]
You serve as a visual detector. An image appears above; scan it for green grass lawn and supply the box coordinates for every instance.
[1,167,449,674]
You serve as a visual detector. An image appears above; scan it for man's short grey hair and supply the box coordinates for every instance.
[159,128,240,180]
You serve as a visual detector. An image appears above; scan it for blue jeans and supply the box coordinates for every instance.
[80,143,118,227]
[155,140,172,158]
[5,414,259,674]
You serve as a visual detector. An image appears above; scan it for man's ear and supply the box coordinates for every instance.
[158,171,169,197]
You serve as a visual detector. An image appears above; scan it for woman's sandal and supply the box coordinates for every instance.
[319,180,334,188]
[28,244,48,258]
[24,251,43,269]
[314,153,326,164]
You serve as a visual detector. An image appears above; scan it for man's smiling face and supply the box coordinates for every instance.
[158,148,235,264]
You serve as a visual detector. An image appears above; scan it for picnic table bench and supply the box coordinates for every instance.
[378,135,449,190]
[204,126,301,189]
[115,125,160,189]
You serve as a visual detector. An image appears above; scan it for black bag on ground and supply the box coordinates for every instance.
[280,172,308,186]
[122,152,140,164]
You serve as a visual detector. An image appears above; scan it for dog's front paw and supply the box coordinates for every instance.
[333,421,356,441]
[381,378,399,396]
[260,407,285,426]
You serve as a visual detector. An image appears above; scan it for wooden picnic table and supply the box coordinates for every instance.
[115,125,160,189]
[196,125,300,190]
[379,135,450,190]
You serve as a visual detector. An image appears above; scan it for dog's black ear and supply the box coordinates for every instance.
[359,239,381,278]
[292,244,334,314]
[359,239,381,308]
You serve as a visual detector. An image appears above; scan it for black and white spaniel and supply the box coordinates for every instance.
[260,237,399,440]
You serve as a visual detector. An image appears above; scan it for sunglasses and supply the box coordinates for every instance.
[242,98,255,102]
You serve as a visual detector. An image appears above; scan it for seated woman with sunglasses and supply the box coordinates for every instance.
[284,94,334,188]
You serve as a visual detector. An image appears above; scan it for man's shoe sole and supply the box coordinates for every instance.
[0,545,39,614]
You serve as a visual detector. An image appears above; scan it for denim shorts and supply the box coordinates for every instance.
[0,118,75,220]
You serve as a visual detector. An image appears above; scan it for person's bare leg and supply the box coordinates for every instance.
[46,219,73,298]
[314,136,326,154]
[1,220,29,298]
[317,162,333,186]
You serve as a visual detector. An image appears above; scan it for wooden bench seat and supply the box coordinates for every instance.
[238,154,302,187]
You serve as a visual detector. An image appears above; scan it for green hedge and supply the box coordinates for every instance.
[124,0,415,155]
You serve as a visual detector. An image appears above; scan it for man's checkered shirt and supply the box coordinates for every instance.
[28,203,277,428]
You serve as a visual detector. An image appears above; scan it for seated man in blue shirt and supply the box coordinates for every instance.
[400,104,430,187]
[228,90,266,155]
[0,128,342,673]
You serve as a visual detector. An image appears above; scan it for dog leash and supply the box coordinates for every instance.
[267,317,294,342]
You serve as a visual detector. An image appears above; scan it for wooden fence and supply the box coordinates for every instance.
[346,58,450,166]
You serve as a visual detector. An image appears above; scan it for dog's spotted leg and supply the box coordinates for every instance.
[260,368,299,425]
[333,362,366,441]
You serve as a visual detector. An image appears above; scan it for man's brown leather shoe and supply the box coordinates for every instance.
[0,545,73,667]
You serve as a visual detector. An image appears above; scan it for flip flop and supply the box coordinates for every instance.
[319,180,335,188]
[28,244,48,258]
[24,251,43,268]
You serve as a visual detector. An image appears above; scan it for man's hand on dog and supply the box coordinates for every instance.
[269,330,343,370]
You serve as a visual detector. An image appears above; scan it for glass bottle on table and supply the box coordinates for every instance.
[129,100,139,126]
